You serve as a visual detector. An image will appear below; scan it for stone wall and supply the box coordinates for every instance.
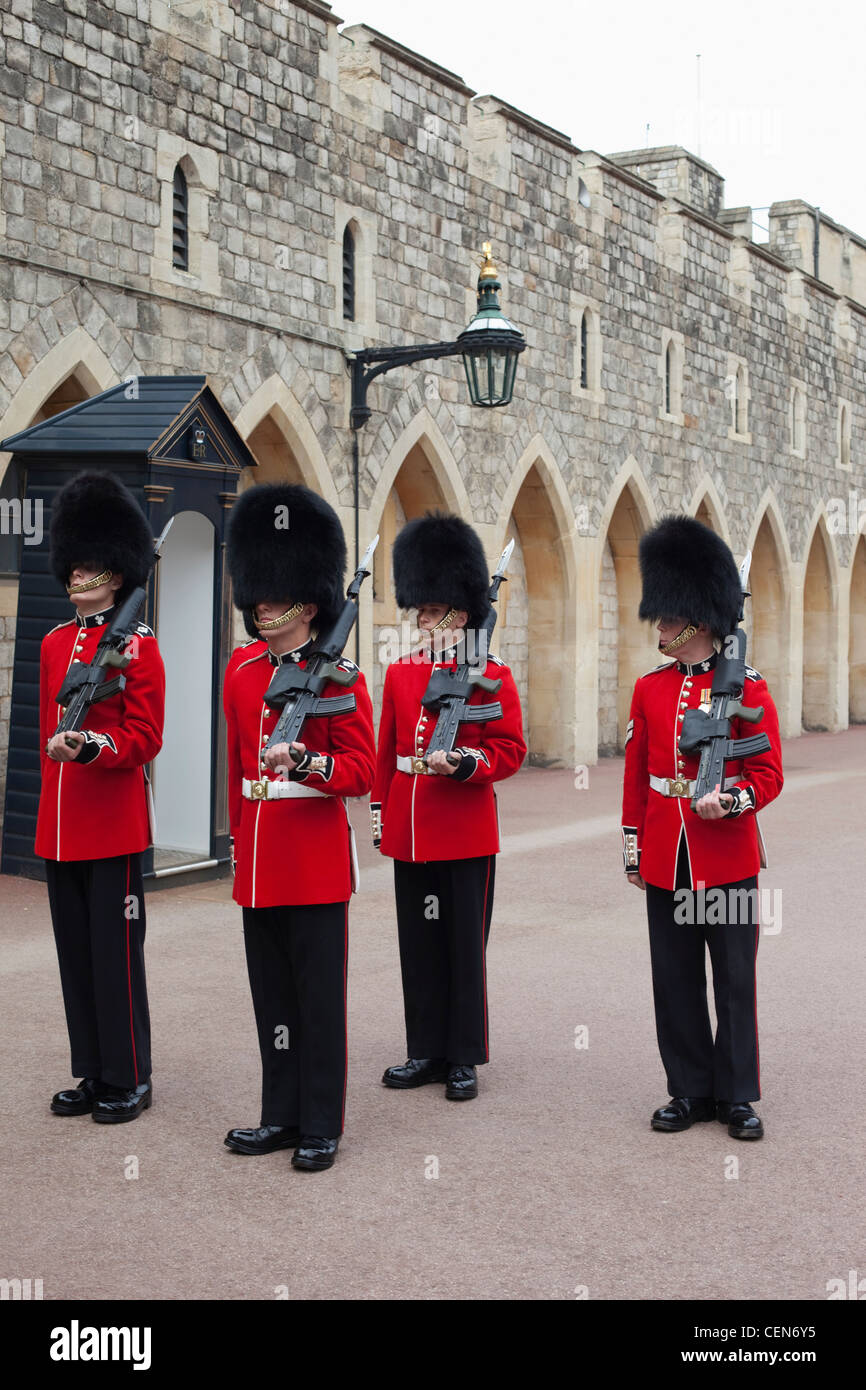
[1,0,866,804]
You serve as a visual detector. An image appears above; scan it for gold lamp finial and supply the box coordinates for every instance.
[479,242,498,281]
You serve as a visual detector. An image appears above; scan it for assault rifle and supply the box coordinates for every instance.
[678,551,772,812]
[53,517,174,748]
[420,539,514,767]
[262,534,378,755]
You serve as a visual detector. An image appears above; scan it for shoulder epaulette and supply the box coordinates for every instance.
[44,619,76,638]
[334,656,359,674]
[744,665,763,682]
[641,662,671,678]
[134,622,154,638]
[487,653,505,666]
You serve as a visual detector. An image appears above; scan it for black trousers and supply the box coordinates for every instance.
[45,854,151,1090]
[393,855,496,1065]
[242,902,349,1137]
[645,840,761,1102]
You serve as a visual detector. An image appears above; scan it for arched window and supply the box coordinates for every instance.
[791,386,806,453]
[342,223,355,322]
[664,341,674,415]
[733,364,747,434]
[172,165,189,270]
[579,311,588,389]
[840,404,851,468]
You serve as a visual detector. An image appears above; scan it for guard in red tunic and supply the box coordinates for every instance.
[622,516,783,1140]
[373,513,526,1102]
[223,484,375,1172]
[40,472,165,1124]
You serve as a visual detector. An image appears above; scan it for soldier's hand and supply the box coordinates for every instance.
[426,749,460,776]
[262,741,305,775]
[46,732,85,762]
[626,872,646,891]
[695,782,734,820]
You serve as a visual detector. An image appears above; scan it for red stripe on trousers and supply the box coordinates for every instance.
[480,856,492,1060]
[753,918,761,1096]
[341,903,349,1131]
[125,856,139,1086]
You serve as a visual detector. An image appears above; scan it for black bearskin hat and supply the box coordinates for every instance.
[393,511,491,630]
[49,470,153,603]
[638,515,743,638]
[226,483,346,641]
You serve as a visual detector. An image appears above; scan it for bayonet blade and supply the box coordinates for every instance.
[153,515,175,556]
[359,533,379,574]
[494,538,515,578]
[738,550,752,592]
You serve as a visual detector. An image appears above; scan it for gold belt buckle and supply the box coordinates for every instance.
[250,780,268,800]
[412,758,427,775]
[667,778,688,797]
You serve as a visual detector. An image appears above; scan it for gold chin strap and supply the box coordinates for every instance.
[660,622,698,656]
[254,600,304,632]
[67,569,112,595]
[430,607,458,633]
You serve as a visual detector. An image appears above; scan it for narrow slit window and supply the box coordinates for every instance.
[172,165,189,270]
[342,224,356,322]
[579,311,588,389]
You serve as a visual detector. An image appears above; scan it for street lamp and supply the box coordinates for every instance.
[346,242,526,658]
[347,243,526,429]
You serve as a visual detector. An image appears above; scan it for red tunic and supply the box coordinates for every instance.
[35,611,165,862]
[223,640,376,909]
[371,648,526,863]
[621,654,783,890]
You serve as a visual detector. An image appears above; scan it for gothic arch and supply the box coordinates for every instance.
[493,433,577,589]
[0,327,118,481]
[849,529,866,723]
[597,458,659,750]
[687,473,731,543]
[232,375,340,508]
[801,508,841,732]
[745,488,793,574]
[597,455,656,543]
[744,490,792,728]
[366,406,471,530]
[493,435,577,765]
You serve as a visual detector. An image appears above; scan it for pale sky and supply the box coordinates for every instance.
[339,0,866,240]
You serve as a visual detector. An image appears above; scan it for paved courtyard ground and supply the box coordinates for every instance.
[1,728,864,1301]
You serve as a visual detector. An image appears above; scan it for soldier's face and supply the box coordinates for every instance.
[67,566,122,612]
[255,600,295,626]
[656,617,689,648]
[417,604,467,633]
[656,617,712,659]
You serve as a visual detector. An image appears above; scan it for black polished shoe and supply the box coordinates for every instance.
[717,1101,764,1141]
[445,1063,478,1101]
[651,1095,715,1131]
[291,1136,339,1171]
[382,1057,448,1089]
[91,1080,152,1124]
[50,1077,103,1116]
[224,1124,301,1155]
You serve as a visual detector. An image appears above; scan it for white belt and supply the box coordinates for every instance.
[242,777,328,801]
[649,774,739,798]
[397,755,430,775]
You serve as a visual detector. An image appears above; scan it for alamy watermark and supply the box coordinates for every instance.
[674,881,781,934]
[0,497,43,546]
